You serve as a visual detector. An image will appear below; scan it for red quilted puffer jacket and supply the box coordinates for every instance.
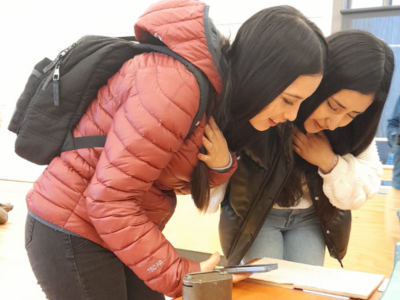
[26,0,237,297]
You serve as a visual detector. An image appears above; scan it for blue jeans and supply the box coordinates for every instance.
[25,214,165,300]
[242,205,325,266]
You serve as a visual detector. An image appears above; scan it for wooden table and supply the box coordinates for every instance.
[175,280,382,300]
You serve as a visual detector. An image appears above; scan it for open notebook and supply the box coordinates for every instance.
[249,258,384,299]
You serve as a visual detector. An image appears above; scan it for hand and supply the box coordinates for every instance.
[200,252,221,272]
[198,117,230,169]
[232,272,252,283]
[293,126,336,171]
[199,252,251,283]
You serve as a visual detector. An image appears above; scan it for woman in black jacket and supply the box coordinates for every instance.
[219,30,395,267]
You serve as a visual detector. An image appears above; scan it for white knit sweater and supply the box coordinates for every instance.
[317,140,382,210]
[206,141,382,213]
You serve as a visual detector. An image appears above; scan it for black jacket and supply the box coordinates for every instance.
[219,124,351,266]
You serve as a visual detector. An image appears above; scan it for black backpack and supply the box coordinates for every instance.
[8,35,209,165]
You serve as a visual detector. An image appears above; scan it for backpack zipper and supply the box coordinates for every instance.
[43,43,76,73]
[53,62,61,106]
[42,43,76,106]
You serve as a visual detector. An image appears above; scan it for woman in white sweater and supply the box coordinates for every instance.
[233,30,395,266]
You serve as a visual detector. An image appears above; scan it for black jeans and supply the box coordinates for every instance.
[25,214,165,300]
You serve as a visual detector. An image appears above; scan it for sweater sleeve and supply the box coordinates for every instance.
[175,151,237,195]
[318,141,382,210]
[85,54,201,298]
[208,152,237,187]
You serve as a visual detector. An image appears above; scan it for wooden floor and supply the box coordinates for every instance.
[1,176,399,300]
[382,166,394,181]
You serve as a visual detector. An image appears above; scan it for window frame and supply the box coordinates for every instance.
[345,0,396,10]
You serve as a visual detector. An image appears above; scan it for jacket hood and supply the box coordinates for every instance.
[134,0,223,93]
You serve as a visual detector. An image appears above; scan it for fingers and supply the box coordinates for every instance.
[292,130,303,152]
[293,126,304,137]
[197,152,209,163]
[209,117,221,132]
[200,252,221,272]
[232,273,252,283]
[197,136,212,163]
[208,252,221,267]
[202,136,213,152]
[293,144,302,155]
[293,127,307,145]
[315,130,328,141]
[293,126,301,134]
[204,117,223,141]
[292,134,301,147]
[199,117,230,169]
[204,124,214,141]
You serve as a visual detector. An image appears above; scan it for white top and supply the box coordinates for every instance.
[317,140,382,210]
[207,141,382,213]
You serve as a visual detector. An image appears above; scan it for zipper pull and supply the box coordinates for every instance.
[43,42,76,73]
[53,62,61,106]
[53,63,60,81]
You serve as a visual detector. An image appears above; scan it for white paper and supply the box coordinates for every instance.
[250,258,384,299]
[378,278,389,292]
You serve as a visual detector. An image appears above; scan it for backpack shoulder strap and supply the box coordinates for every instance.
[63,40,209,152]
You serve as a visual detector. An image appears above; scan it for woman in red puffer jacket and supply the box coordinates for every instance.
[25,0,327,299]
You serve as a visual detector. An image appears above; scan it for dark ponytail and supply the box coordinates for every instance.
[190,40,227,211]
[190,89,221,211]
[190,146,211,211]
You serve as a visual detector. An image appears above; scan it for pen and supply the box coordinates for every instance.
[302,289,350,299]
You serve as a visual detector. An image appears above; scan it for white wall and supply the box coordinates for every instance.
[207,0,333,38]
[0,0,333,182]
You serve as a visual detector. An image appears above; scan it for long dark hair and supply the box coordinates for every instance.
[191,6,328,212]
[280,30,395,219]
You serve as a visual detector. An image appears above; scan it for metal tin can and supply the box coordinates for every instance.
[182,270,232,300]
